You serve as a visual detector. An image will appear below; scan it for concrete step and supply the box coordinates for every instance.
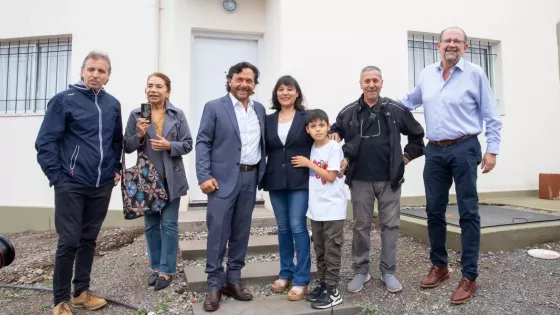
[180,235,279,260]
[192,294,362,315]
[179,206,276,232]
[185,260,317,292]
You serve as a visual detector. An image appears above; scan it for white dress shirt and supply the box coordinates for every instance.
[230,93,261,165]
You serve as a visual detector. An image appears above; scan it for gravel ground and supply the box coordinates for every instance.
[1,222,559,315]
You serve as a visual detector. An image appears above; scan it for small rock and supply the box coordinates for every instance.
[35,269,44,275]
[432,305,439,310]
[515,297,523,303]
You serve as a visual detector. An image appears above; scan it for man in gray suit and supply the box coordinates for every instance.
[196,61,266,312]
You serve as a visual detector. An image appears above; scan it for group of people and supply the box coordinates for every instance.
[34,26,501,315]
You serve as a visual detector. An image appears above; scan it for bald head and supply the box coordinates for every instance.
[440,27,468,42]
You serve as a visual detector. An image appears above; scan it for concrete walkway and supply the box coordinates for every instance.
[480,195,560,213]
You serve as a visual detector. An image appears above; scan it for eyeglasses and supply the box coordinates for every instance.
[441,38,466,45]
[360,113,381,138]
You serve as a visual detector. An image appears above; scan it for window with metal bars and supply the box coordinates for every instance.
[0,37,72,115]
[408,33,496,92]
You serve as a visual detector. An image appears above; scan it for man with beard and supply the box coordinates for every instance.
[196,62,266,312]
[329,66,424,294]
[399,27,503,304]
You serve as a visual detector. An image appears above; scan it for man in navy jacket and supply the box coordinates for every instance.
[35,51,123,315]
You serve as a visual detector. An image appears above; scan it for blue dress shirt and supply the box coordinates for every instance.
[399,58,502,154]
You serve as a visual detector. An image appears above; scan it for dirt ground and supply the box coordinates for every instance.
[1,223,559,315]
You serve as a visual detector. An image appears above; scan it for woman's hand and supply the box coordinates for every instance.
[137,118,150,139]
[150,135,171,151]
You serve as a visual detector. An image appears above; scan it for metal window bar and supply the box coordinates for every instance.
[0,37,72,114]
[408,35,496,89]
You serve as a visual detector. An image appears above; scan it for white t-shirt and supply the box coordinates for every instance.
[277,120,292,146]
[306,140,347,221]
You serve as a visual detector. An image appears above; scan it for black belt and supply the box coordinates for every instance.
[239,164,257,172]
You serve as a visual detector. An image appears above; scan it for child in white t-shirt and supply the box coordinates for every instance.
[291,109,347,309]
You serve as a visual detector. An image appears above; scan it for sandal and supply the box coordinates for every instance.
[271,279,292,293]
[288,285,308,301]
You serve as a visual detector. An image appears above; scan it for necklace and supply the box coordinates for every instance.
[279,110,295,122]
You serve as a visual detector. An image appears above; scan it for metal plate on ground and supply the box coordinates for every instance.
[401,206,560,228]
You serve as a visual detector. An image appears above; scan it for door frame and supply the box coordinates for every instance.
[188,30,265,206]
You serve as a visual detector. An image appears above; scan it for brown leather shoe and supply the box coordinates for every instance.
[220,282,253,301]
[450,277,478,304]
[420,266,450,288]
[203,290,222,312]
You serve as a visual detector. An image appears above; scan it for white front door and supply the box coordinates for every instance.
[189,35,260,203]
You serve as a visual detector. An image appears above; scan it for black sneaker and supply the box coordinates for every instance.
[306,282,326,302]
[311,285,343,309]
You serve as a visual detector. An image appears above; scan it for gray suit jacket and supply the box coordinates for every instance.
[124,101,193,201]
[196,94,266,198]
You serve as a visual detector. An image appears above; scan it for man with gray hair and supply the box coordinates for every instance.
[329,66,424,294]
[36,51,123,315]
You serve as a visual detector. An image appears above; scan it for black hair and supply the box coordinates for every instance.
[306,109,330,126]
[225,61,260,92]
[270,75,305,111]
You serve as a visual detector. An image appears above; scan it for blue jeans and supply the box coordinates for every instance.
[144,197,180,275]
[269,189,311,286]
[423,136,482,281]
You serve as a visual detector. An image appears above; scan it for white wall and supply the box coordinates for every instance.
[1,0,559,210]
[275,0,560,197]
[0,0,160,208]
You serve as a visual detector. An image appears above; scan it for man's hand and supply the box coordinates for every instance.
[151,135,171,151]
[403,156,410,166]
[328,132,341,142]
[291,156,311,168]
[200,178,219,194]
[114,173,121,186]
[339,158,348,175]
[137,118,150,139]
[481,152,496,174]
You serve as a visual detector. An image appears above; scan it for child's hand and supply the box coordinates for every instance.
[291,156,311,168]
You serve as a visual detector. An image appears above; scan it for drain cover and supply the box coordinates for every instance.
[527,249,560,260]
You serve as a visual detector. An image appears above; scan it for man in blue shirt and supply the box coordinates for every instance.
[399,26,502,304]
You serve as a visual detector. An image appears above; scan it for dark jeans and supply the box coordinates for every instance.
[423,136,482,281]
[269,189,311,286]
[53,176,112,305]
